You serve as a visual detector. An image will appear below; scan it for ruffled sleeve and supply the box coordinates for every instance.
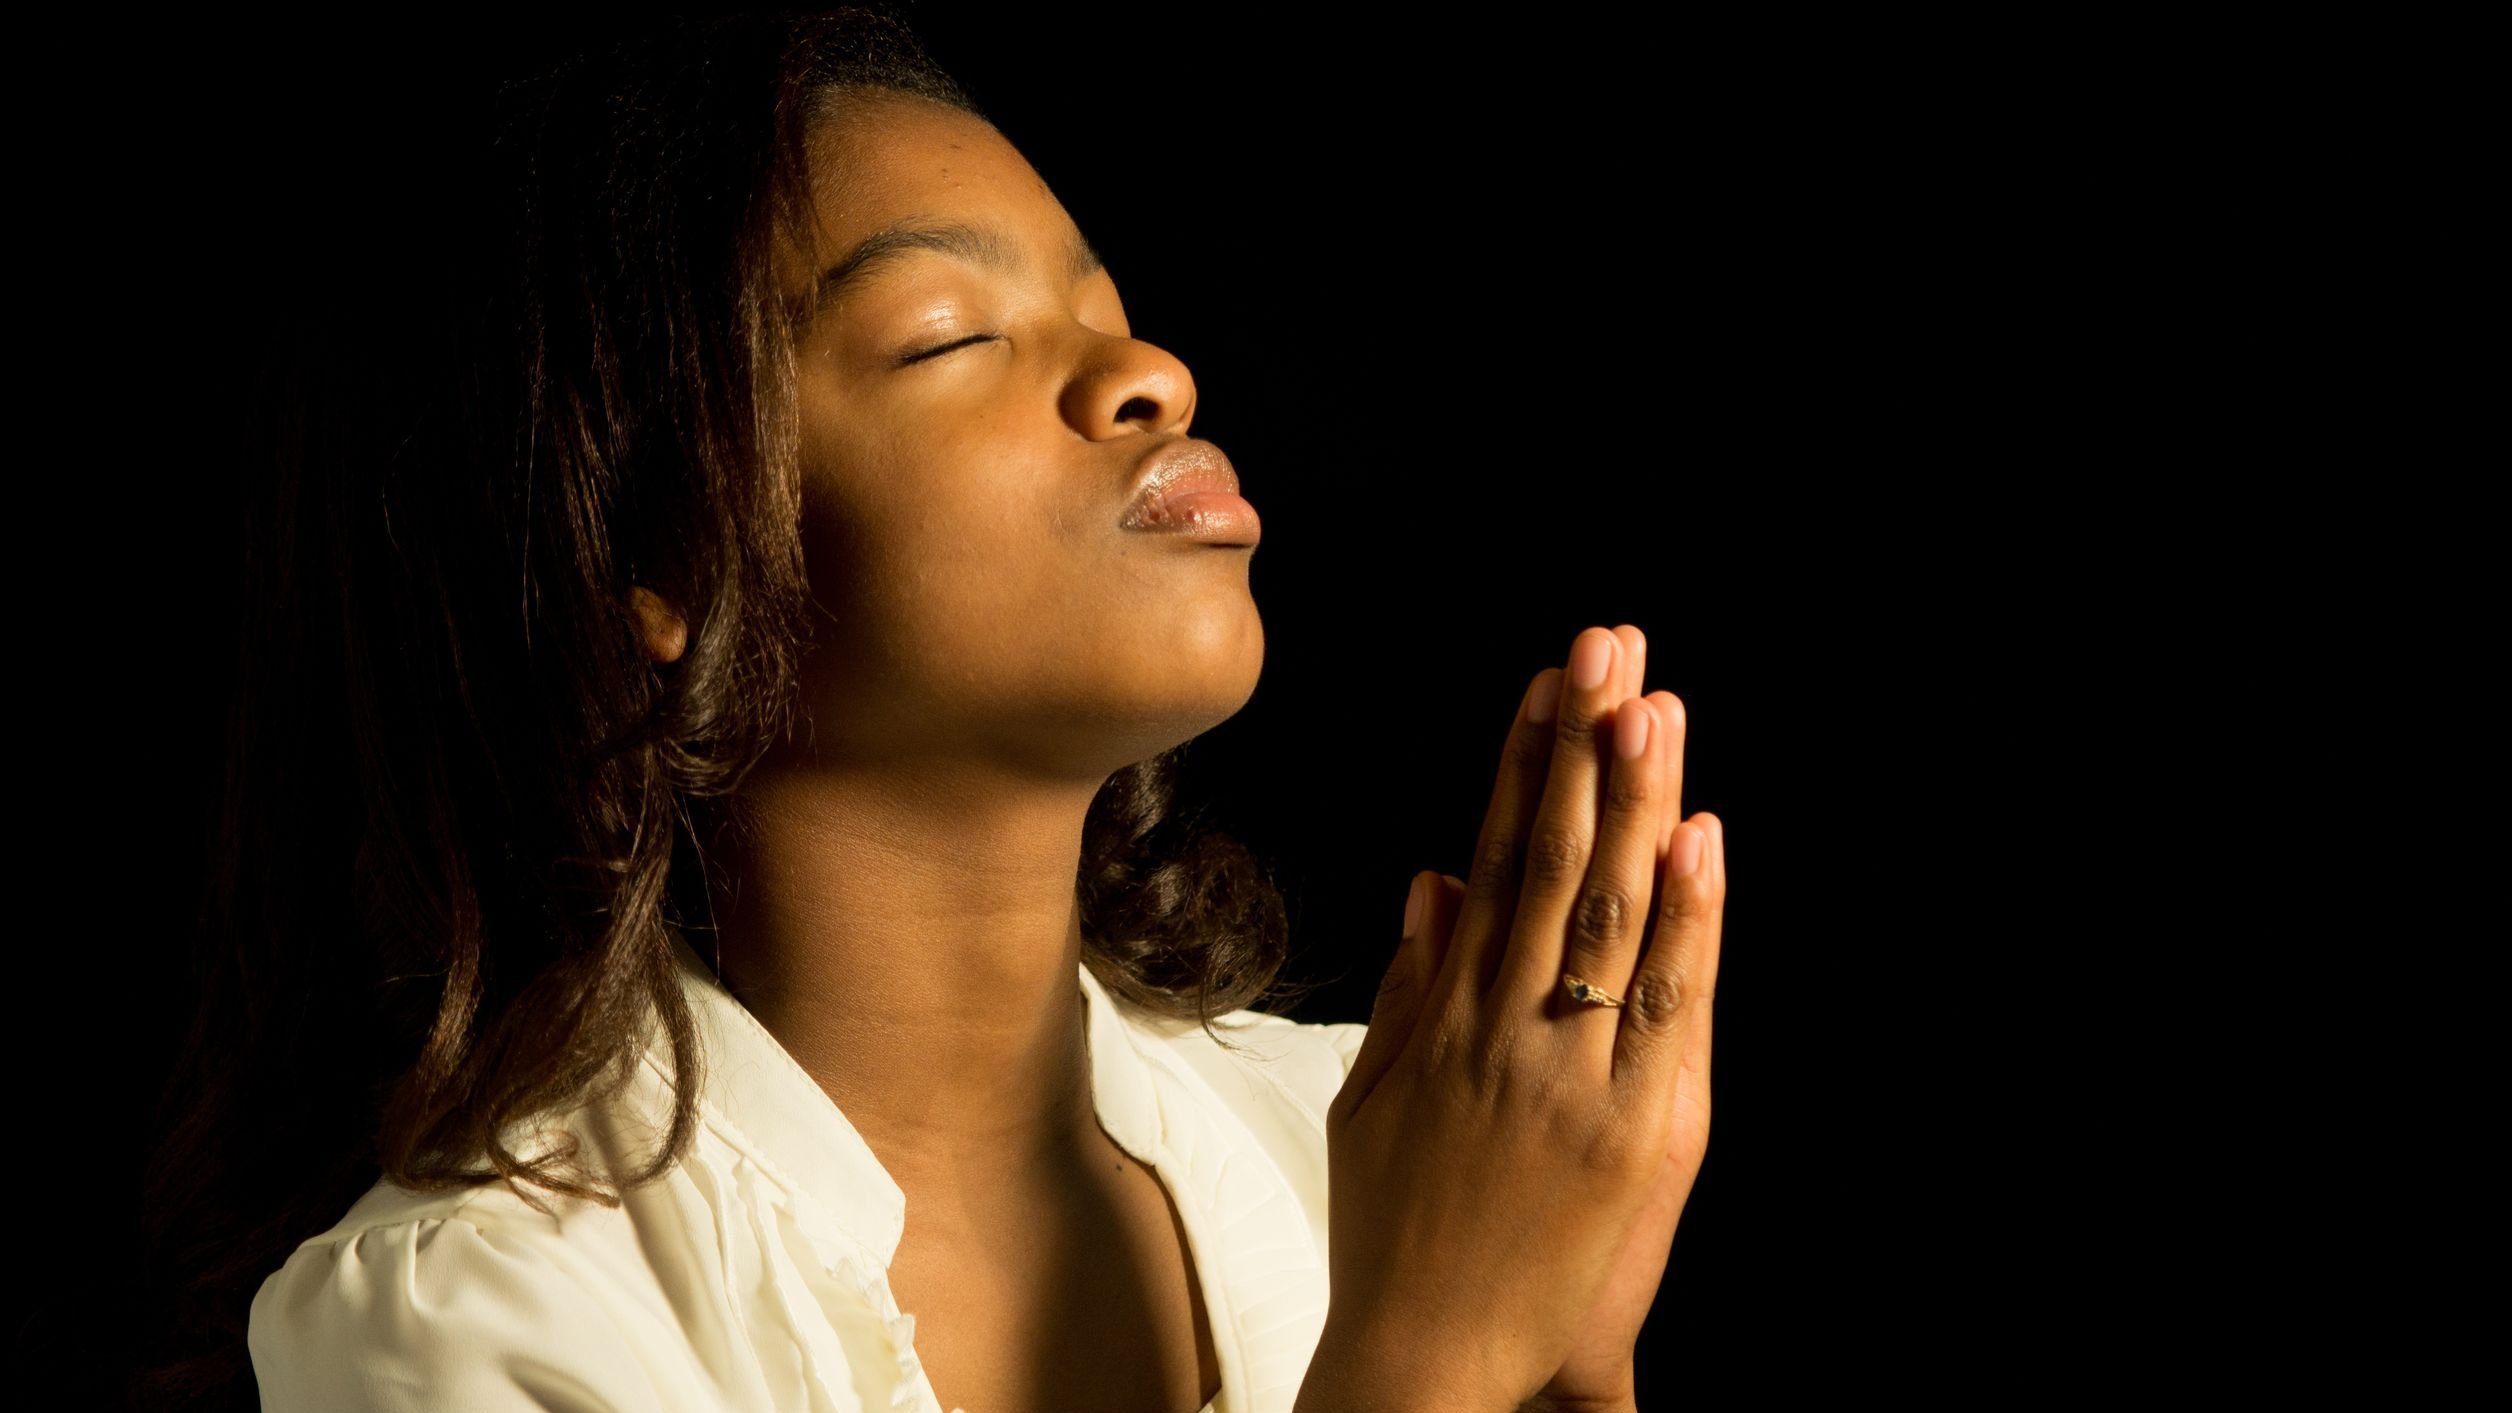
[248,1215,674,1413]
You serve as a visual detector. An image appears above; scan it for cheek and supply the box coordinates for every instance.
[795,435,1095,638]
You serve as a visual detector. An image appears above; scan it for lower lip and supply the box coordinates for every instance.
[1122,491,1262,545]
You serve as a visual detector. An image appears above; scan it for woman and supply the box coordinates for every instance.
[138,10,1725,1412]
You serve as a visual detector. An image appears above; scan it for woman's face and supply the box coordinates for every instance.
[777,92,1262,779]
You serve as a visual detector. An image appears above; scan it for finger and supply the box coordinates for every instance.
[1608,625,1650,844]
[1663,813,1726,1141]
[1650,692,1686,864]
[1614,813,1726,1105]
[1530,694,1667,1049]
[1614,623,1646,706]
[1693,812,1725,1000]
[1431,666,1570,1020]
[1475,627,1620,1004]
[1621,697,1680,975]
[1601,624,1645,787]
[1420,873,1466,994]
[1334,870,1442,1120]
[1425,873,1471,1028]
[1591,628,1652,905]
[1495,631,1663,1029]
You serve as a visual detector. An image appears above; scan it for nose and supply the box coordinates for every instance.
[1062,330,1196,439]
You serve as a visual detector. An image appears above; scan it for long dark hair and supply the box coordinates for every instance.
[135,10,1306,1407]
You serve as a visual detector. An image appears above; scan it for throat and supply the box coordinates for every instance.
[891,1138,1223,1413]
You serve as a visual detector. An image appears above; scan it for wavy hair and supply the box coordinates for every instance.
[133,10,1309,1408]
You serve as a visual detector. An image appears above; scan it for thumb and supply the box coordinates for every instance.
[1329,871,1436,1125]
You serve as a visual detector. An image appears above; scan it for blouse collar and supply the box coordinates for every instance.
[639,932,1332,1413]
[646,931,1166,1268]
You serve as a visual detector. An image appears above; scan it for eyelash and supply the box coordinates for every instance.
[897,333,1000,366]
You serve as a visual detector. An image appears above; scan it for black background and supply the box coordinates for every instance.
[28,1,2410,1402]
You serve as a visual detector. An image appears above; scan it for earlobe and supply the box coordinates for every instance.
[628,586,688,665]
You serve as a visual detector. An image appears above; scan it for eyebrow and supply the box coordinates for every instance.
[811,218,1107,315]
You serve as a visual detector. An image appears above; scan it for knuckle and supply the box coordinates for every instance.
[1568,884,1639,956]
[1460,1013,1514,1096]
[1472,829,1521,891]
[1606,765,1652,817]
[1559,697,1609,739]
[1509,718,1557,770]
[1521,820,1588,889]
[1502,1038,1573,1107]
[1657,863,1707,917]
[1469,1010,1558,1099]
[1419,1004,1467,1076]
[1626,963,1697,1027]
[1374,961,1414,1004]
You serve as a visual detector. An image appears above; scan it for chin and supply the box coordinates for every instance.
[1126,674,1262,768]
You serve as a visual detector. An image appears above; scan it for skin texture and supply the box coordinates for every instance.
[630,94,1249,1413]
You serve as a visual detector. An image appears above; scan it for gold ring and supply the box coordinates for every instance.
[1560,972,1625,1009]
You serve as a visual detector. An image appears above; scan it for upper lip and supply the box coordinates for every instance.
[1122,438,1241,529]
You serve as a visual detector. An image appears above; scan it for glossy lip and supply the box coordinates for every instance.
[1119,438,1256,542]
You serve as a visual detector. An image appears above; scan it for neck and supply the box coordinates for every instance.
[699,757,1110,1196]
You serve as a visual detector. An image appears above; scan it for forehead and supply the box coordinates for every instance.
[786,93,1102,318]
[803,93,1064,248]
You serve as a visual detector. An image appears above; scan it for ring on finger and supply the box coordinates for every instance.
[1560,972,1625,1009]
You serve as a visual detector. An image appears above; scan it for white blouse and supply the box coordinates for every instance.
[248,933,1367,1413]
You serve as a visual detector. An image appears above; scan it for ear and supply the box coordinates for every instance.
[628,586,688,665]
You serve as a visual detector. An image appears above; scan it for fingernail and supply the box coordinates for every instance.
[1673,825,1704,877]
[1402,873,1426,940]
[1615,700,1651,758]
[1571,631,1614,691]
[1528,673,1562,725]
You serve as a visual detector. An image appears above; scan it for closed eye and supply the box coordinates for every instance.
[896,333,1001,366]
